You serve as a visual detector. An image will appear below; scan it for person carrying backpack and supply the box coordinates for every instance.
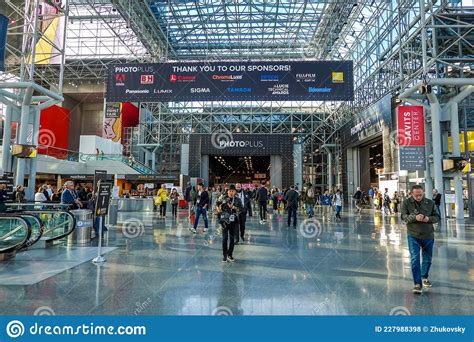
[304,185,315,218]
[353,187,363,212]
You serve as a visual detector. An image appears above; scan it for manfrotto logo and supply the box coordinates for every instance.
[219,140,263,148]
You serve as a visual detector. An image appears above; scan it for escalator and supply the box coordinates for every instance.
[0,208,77,259]
[0,215,33,256]
[22,210,76,243]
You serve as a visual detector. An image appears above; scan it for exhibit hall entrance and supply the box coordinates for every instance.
[209,155,270,186]
[184,134,300,189]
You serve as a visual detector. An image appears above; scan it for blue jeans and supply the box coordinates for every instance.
[305,203,314,217]
[407,235,434,285]
[335,205,342,219]
[193,207,208,229]
[287,207,297,227]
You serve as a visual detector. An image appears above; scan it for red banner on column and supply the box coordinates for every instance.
[397,106,425,146]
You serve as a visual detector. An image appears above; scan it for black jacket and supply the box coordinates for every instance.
[236,190,251,213]
[216,195,243,223]
[194,190,210,208]
[401,196,439,239]
[256,187,268,202]
[284,189,299,209]
[185,185,192,202]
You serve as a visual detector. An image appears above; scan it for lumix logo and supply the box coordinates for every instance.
[219,140,263,148]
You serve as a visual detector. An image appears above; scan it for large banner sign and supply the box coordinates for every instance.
[106,61,353,102]
[397,106,426,171]
[0,14,8,72]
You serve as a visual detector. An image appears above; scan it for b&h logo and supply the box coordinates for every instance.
[332,72,344,83]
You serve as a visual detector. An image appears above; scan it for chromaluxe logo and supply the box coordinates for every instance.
[6,320,25,338]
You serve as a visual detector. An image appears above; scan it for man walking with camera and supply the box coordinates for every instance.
[401,185,440,294]
[216,185,243,263]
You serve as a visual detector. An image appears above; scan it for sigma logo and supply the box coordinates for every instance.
[219,140,264,148]
[140,75,154,84]
[115,73,125,85]
[114,65,154,73]
[191,88,210,93]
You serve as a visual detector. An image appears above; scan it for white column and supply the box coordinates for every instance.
[449,102,464,220]
[427,93,445,219]
[293,143,303,189]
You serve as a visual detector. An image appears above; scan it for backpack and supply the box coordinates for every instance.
[307,188,314,198]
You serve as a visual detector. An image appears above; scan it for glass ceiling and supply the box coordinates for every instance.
[148,0,330,59]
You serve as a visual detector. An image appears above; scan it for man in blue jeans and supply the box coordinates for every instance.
[401,185,439,294]
[284,185,299,229]
[191,183,209,233]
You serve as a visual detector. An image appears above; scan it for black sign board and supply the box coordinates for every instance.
[107,61,354,102]
[0,172,14,202]
[95,182,112,216]
[94,170,107,192]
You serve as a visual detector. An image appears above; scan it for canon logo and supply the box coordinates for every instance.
[219,140,264,148]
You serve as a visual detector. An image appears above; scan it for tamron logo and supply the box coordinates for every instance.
[219,140,264,148]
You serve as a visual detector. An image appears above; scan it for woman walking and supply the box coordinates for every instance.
[334,189,343,221]
[170,188,179,218]
[157,184,169,218]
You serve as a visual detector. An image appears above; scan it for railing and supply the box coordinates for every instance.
[0,215,32,254]
[80,154,156,175]
[36,145,157,175]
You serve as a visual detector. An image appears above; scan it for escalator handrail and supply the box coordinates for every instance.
[16,214,44,250]
[22,210,76,242]
[0,214,32,254]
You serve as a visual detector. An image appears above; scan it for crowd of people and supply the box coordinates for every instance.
[1,178,442,294]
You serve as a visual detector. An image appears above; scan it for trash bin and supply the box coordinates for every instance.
[68,209,93,244]
[108,199,118,226]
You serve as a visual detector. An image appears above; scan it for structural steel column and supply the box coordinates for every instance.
[27,108,41,198]
[328,151,333,192]
[427,93,445,219]
[15,104,31,186]
[1,105,13,172]
[293,143,303,189]
[200,154,209,186]
[449,102,464,220]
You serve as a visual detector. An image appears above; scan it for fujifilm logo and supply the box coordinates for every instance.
[219,140,264,148]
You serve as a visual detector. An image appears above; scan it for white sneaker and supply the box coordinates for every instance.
[203,228,208,232]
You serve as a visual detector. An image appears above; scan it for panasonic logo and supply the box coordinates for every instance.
[125,89,150,94]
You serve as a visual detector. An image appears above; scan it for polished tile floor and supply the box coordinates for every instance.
[0,205,473,316]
